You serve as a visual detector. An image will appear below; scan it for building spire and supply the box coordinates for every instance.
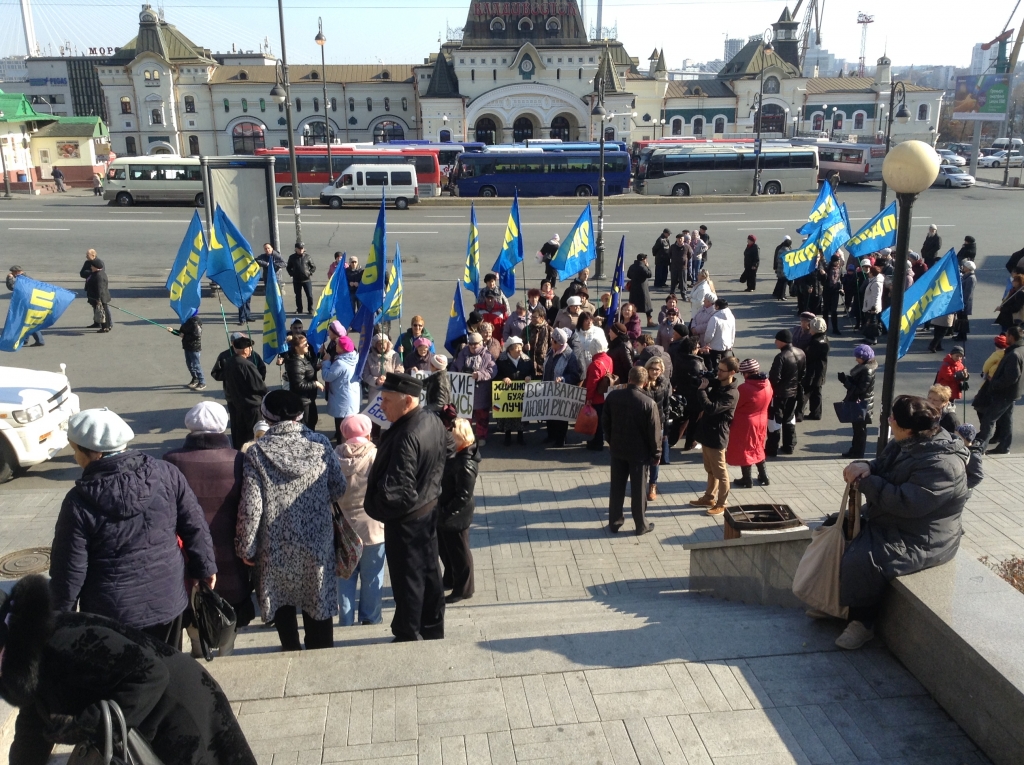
[595,47,622,93]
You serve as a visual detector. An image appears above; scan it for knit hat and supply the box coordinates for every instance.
[799,311,816,321]
[738,358,760,374]
[467,332,483,344]
[328,320,347,337]
[552,327,571,345]
[261,390,305,423]
[859,258,873,266]
[340,413,372,443]
[995,334,1010,349]
[673,323,688,338]
[747,234,757,242]
[68,408,134,452]
[783,235,792,242]
[961,260,976,273]
[951,345,965,357]
[413,336,432,348]
[957,423,977,443]
[184,401,229,434]
[430,354,448,370]
[810,317,828,334]
[552,233,560,243]
[776,329,793,343]
[337,336,355,354]
[854,344,875,361]
[504,336,523,350]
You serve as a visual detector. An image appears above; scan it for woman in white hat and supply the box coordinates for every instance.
[495,336,533,445]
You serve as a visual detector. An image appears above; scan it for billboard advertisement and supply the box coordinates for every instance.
[953,74,1010,120]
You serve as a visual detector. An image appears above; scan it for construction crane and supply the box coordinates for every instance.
[793,0,825,72]
[857,13,874,76]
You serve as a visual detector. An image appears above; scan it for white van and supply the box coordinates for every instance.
[104,155,204,206]
[319,164,418,210]
[991,137,1023,152]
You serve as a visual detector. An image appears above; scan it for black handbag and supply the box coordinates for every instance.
[834,400,869,424]
[190,582,237,662]
[67,700,164,765]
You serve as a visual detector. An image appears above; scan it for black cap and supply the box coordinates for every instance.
[91,258,105,269]
[262,390,305,420]
[673,323,688,337]
[232,336,254,349]
[295,242,305,249]
[382,372,423,396]
[776,329,793,343]
[10,264,24,273]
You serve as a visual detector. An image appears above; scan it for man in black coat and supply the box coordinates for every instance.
[79,248,107,328]
[652,228,672,288]
[85,258,112,333]
[741,235,760,292]
[921,224,942,268]
[768,329,806,456]
[668,233,690,298]
[217,336,268,449]
[800,318,830,420]
[689,356,740,515]
[365,373,452,641]
[540,234,561,288]
[603,366,660,535]
[286,242,316,315]
[975,325,1024,454]
[169,310,205,389]
[211,332,267,383]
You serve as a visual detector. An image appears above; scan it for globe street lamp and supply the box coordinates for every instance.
[878,80,911,211]
[0,111,11,199]
[591,89,635,279]
[659,118,666,139]
[315,17,333,185]
[875,140,940,449]
[751,26,774,196]
[272,0,302,245]
[828,106,838,140]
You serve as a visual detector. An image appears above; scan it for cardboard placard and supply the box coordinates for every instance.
[521,381,588,422]
[491,380,526,418]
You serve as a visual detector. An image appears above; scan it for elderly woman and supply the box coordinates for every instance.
[571,311,603,375]
[839,344,877,458]
[829,395,970,650]
[478,321,503,361]
[236,390,347,651]
[438,418,482,603]
[626,253,654,327]
[658,294,680,325]
[321,335,360,443]
[727,359,773,488]
[995,271,1024,331]
[643,356,671,501]
[406,336,435,373]
[397,315,434,367]
[690,270,715,318]
[542,328,583,448]
[583,331,614,452]
[454,331,496,443]
[423,354,451,413]
[690,292,717,339]
[861,265,884,344]
[620,302,643,341]
[496,336,533,445]
[362,333,404,397]
[523,308,551,377]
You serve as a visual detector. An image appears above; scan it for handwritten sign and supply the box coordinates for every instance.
[521,381,587,422]
[449,372,476,419]
[491,380,525,419]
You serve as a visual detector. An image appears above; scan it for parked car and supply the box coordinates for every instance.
[947,142,974,157]
[932,165,976,189]
[936,150,966,167]
[0,364,80,482]
[978,151,1024,168]
[980,147,1001,157]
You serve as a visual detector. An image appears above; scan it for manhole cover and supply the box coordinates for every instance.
[0,547,51,579]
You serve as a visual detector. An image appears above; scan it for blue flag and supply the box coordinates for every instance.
[357,193,387,315]
[881,249,964,359]
[445,281,469,356]
[797,184,842,236]
[846,202,898,260]
[464,204,481,297]
[382,245,403,321]
[819,217,851,262]
[352,304,377,380]
[308,255,350,352]
[262,257,289,364]
[550,204,596,281]
[781,235,824,282]
[167,211,207,323]
[0,276,76,352]
[608,236,626,319]
[334,261,355,333]
[493,192,524,296]
[207,206,261,308]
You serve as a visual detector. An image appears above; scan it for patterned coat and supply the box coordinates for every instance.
[236,421,347,621]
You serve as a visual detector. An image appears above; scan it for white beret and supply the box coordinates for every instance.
[184,401,229,434]
[68,408,135,452]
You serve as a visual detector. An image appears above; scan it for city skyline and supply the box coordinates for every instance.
[0,0,1012,73]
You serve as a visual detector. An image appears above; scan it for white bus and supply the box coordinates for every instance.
[635,145,819,196]
[104,155,204,206]
[810,141,885,184]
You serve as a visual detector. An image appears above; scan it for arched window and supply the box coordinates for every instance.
[232,122,266,154]
[546,17,560,32]
[692,117,704,136]
[671,118,682,136]
[188,135,200,156]
[604,126,615,141]
[260,98,266,112]
[223,98,230,113]
[854,112,865,130]
[518,17,533,30]
[143,70,151,84]
[763,76,780,94]
[309,70,318,80]
[714,117,726,134]
[349,97,355,112]
[125,136,137,155]
[513,116,534,142]
[184,95,195,113]
[366,97,373,111]
[550,115,571,140]
[152,71,160,85]
[331,98,337,112]
[313,97,320,113]
[295,98,302,112]
[917,103,929,121]
[440,129,452,142]
[151,108,163,125]
[490,17,505,32]
[373,120,405,143]
[238,70,248,81]
[120,96,132,114]
[241,98,248,112]
[401,97,408,111]
[384,97,391,112]
[757,103,787,134]
[475,117,498,145]
[812,113,824,131]
[308,119,333,144]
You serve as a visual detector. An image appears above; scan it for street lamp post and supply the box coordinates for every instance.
[875,140,940,450]
[271,0,302,245]
[751,26,774,196]
[878,80,910,212]
[828,106,838,140]
[659,118,666,138]
[590,79,635,279]
[0,112,12,199]
[315,18,333,185]
[1004,101,1018,188]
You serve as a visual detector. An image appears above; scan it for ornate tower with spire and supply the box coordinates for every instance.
[772,7,800,70]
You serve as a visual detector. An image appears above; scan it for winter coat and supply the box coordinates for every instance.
[176,315,202,352]
[852,429,970,582]
[956,240,977,263]
[584,352,614,405]
[322,350,360,419]
[85,268,110,304]
[961,273,975,315]
[921,233,942,265]
[362,346,404,391]
[690,279,714,316]
[841,359,877,421]
[803,333,830,390]
[726,374,773,467]
[622,312,643,341]
[636,345,673,386]
[863,274,884,313]
[286,252,315,282]
[553,307,581,330]
[163,433,251,607]
[397,328,435,367]
[983,349,1005,380]
[603,385,661,463]
[285,350,320,405]
[365,406,451,522]
[405,350,435,373]
[938,405,961,434]
[543,347,582,384]
[334,440,384,545]
[653,234,672,266]
[935,354,969,400]
[769,344,806,400]
[986,339,1024,401]
[669,243,691,274]
[656,319,677,350]
[966,446,984,490]
[690,304,716,338]
[502,312,530,342]
[671,350,706,399]
[423,370,451,412]
[572,325,603,373]
[524,321,551,376]
[694,378,740,450]
[236,421,346,621]
[643,374,671,430]
[703,308,736,351]
[0,579,255,765]
[773,242,790,277]
[219,354,267,408]
[627,259,653,314]
[211,346,266,384]
[79,259,95,280]
[743,243,760,270]
[49,451,217,630]
[454,346,495,409]
[608,335,634,383]
[438,443,481,531]
[496,353,533,381]
[996,287,1024,330]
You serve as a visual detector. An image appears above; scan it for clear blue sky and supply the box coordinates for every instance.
[0,0,1012,71]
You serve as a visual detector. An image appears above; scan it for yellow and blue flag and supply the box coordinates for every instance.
[550,204,595,281]
[464,203,481,297]
[382,244,403,321]
[492,192,523,296]
[819,216,851,263]
[207,205,261,308]
[846,202,898,260]
[352,304,377,379]
[308,252,350,353]
[797,184,842,236]
[445,281,469,355]
[0,276,75,352]
[166,211,208,323]
[781,235,824,282]
[881,249,963,359]
[262,258,289,363]
[608,236,626,319]
[357,191,388,315]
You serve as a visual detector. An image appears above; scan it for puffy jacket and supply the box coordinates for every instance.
[322,351,360,419]
[603,385,661,462]
[769,344,806,400]
[285,351,319,405]
[584,352,614,405]
[334,440,383,545]
[987,339,1024,401]
[286,252,315,281]
[49,451,216,629]
[726,374,772,467]
[841,359,877,419]
[694,378,740,450]
[690,305,716,338]
[935,354,969,401]
[438,443,481,531]
[176,315,202,352]
[863,274,884,313]
[803,334,830,390]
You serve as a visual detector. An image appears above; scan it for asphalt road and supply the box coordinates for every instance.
[2,181,1020,488]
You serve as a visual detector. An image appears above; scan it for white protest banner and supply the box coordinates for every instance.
[448,372,476,418]
[361,393,391,430]
[521,381,587,422]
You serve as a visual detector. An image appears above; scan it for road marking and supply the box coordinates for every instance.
[109,210,164,214]
[741,227,785,230]
[9,227,70,231]
[426,215,468,218]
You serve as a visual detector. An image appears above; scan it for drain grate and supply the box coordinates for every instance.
[0,547,51,579]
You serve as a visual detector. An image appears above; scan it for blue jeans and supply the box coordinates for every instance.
[238,298,253,323]
[650,435,671,484]
[26,331,44,346]
[338,542,386,626]
[184,350,204,384]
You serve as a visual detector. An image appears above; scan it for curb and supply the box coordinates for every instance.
[278,193,819,208]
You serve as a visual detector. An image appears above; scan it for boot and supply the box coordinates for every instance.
[647,483,657,501]
[504,431,512,446]
[517,431,525,445]
[757,462,770,486]
[766,430,780,458]
[780,424,797,455]
[736,466,753,489]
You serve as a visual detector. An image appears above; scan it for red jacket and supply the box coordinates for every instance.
[585,352,614,405]
[476,304,507,339]
[935,355,967,400]
[726,375,773,467]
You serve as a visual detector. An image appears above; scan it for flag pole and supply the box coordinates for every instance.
[216,291,232,347]
[108,305,175,331]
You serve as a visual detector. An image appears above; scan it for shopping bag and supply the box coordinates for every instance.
[833,400,869,424]
[791,484,861,618]
[333,502,363,579]
[574,404,599,436]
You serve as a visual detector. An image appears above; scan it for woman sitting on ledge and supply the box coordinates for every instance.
[826,395,970,650]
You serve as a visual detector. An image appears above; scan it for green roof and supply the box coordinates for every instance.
[0,91,49,123]
[113,5,214,64]
[34,116,109,139]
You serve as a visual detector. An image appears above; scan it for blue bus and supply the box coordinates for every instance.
[385,140,485,167]
[454,150,632,197]
[528,140,629,153]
